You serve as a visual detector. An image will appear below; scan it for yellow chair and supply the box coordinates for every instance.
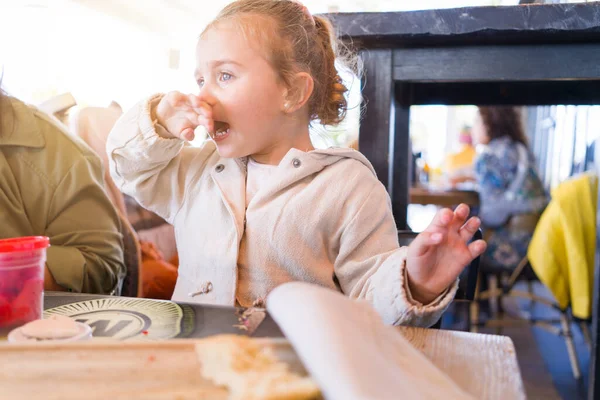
[470,173,597,379]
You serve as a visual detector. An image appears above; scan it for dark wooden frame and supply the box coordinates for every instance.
[326,3,600,398]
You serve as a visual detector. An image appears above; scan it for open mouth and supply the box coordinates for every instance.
[211,121,230,140]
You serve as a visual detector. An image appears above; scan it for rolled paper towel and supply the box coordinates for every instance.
[267,282,474,400]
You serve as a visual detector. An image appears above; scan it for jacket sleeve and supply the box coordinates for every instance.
[45,154,125,294]
[107,94,215,224]
[333,180,458,327]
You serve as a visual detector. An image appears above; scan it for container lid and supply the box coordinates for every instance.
[0,236,50,253]
[8,322,93,343]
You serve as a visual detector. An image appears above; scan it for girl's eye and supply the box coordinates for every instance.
[220,72,232,82]
[197,78,205,88]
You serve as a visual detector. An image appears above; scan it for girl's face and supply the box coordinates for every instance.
[195,22,291,161]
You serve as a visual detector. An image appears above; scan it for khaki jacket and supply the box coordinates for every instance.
[108,95,456,326]
[0,97,125,294]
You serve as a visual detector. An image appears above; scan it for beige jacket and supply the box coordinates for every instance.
[0,96,125,294]
[108,95,456,327]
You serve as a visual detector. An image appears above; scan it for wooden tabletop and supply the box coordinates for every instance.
[2,293,525,399]
[399,326,525,400]
[0,327,526,400]
[410,186,480,207]
[6,293,526,398]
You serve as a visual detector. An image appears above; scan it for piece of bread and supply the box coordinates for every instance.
[195,335,320,400]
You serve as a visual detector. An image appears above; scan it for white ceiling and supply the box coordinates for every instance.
[29,0,518,39]
[69,0,213,38]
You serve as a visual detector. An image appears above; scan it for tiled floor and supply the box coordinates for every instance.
[442,283,589,400]
[409,205,591,400]
[519,284,590,400]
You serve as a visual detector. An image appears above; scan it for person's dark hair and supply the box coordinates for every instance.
[478,106,528,146]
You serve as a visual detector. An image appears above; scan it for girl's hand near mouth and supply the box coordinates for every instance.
[155,91,214,141]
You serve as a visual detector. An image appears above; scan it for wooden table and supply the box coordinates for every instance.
[1,293,526,398]
[0,327,524,400]
[400,326,524,399]
[410,186,480,207]
[0,293,524,398]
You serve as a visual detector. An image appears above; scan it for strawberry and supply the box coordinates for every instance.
[9,278,43,325]
[19,265,43,282]
[0,295,12,327]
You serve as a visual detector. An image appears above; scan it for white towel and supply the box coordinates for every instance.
[266,282,473,400]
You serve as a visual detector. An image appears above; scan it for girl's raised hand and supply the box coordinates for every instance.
[405,204,487,304]
[155,91,214,141]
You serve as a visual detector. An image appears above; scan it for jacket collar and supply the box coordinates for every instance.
[0,97,45,148]
[208,143,377,235]
[270,146,377,190]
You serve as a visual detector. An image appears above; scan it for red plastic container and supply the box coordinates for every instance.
[0,236,49,335]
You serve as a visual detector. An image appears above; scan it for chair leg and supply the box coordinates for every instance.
[470,272,482,333]
[526,280,535,310]
[579,320,593,351]
[560,312,582,380]
[488,274,499,318]
[470,301,480,333]
[487,274,506,335]
[496,295,505,336]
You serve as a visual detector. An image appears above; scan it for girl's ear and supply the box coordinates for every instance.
[282,72,314,114]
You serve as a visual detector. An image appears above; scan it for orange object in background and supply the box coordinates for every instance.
[138,241,178,300]
[445,126,476,186]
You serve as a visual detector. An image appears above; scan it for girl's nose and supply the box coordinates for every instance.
[198,84,218,107]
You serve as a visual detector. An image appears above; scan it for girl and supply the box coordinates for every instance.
[107,0,486,327]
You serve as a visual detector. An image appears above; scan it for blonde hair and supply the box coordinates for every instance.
[202,0,356,126]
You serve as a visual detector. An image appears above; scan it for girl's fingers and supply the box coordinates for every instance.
[180,127,196,142]
[183,110,200,122]
[173,94,212,118]
[428,208,453,230]
[410,231,444,257]
[459,217,481,242]
[428,232,444,244]
[177,111,203,141]
[193,103,213,119]
[187,94,213,116]
[452,203,470,227]
[197,115,214,133]
[192,92,217,107]
[169,92,192,108]
[467,239,487,259]
[187,93,202,108]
